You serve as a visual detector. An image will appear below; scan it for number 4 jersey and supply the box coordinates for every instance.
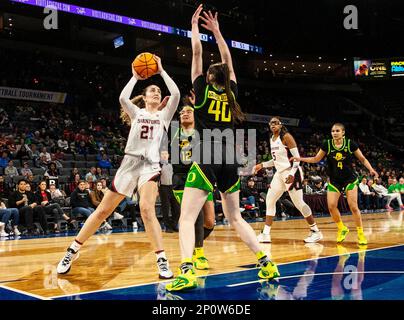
[320,137,359,183]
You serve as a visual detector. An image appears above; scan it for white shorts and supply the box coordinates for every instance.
[270,167,303,192]
[111,155,161,197]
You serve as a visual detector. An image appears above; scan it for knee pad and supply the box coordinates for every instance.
[299,204,312,218]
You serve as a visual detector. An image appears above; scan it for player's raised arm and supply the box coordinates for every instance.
[200,10,236,83]
[119,65,144,120]
[191,4,204,83]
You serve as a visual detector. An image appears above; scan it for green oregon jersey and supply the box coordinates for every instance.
[193,75,238,135]
[320,137,359,182]
[388,183,400,194]
[171,127,195,175]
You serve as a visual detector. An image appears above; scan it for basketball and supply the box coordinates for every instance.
[132,52,158,79]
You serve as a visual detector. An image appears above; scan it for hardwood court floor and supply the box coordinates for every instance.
[0,211,403,299]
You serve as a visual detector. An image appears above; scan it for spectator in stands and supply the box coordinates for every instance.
[38,181,75,231]
[159,150,176,232]
[53,149,65,161]
[49,183,67,205]
[8,179,46,235]
[44,162,60,183]
[312,180,326,195]
[68,173,81,195]
[5,160,19,178]
[399,177,404,203]
[77,140,88,156]
[118,196,139,229]
[85,167,97,182]
[89,181,113,230]
[0,175,11,198]
[40,147,51,163]
[57,137,69,152]
[26,173,35,186]
[28,144,40,166]
[25,182,49,234]
[373,178,403,211]
[240,178,264,216]
[387,178,404,210]
[0,199,21,236]
[100,177,109,193]
[358,177,376,211]
[70,167,80,182]
[20,161,33,177]
[98,154,112,170]
[70,180,95,219]
[302,179,313,194]
[14,139,31,166]
[0,151,10,168]
[87,135,97,154]
[37,154,50,170]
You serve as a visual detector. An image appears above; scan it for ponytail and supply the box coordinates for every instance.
[222,64,245,124]
[120,95,145,126]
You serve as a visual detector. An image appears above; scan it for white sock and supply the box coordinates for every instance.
[263,225,271,235]
[70,240,82,253]
[310,223,319,232]
[156,251,167,261]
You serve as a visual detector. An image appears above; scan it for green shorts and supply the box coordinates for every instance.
[172,189,213,205]
[184,162,240,194]
[327,178,359,193]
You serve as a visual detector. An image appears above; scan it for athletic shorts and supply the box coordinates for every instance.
[111,155,160,197]
[184,141,240,194]
[327,178,359,193]
[172,172,213,204]
[270,167,303,192]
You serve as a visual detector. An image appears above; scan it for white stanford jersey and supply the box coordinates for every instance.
[119,73,180,164]
[270,135,292,172]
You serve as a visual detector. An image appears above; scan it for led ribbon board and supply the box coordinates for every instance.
[11,0,263,53]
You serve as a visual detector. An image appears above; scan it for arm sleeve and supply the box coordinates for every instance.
[159,71,181,130]
[289,147,300,175]
[192,75,207,106]
[119,77,140,121]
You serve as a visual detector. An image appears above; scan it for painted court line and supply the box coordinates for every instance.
[48,242,404,299]
[0,285,49,300]
[227,271,404,287]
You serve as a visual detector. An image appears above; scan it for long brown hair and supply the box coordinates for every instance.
[207,63,245,124]
[120,86,149,126]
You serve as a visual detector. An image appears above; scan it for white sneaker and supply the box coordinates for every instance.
[257,232,271,243]
[132,221,138,229]
[113,212,124,220]
[13,226,21,236]
[57,248,80,274]
[104,222,113,230]
[304,231,323,243]
[157,257,173,279]
[0,222,8,237]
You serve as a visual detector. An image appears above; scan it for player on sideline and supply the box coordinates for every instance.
[253,117,323,243]
[166,5,279,292]
[171,100,215,270]
[291,123,378,245]
[57,55,180,279]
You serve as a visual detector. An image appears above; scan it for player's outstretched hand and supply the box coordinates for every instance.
[153,55,164,74]
[289,156,301,162]
[132,65,145,80]
[192,4,203,25]
[200,10,219,33]
[369,169,379,179]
